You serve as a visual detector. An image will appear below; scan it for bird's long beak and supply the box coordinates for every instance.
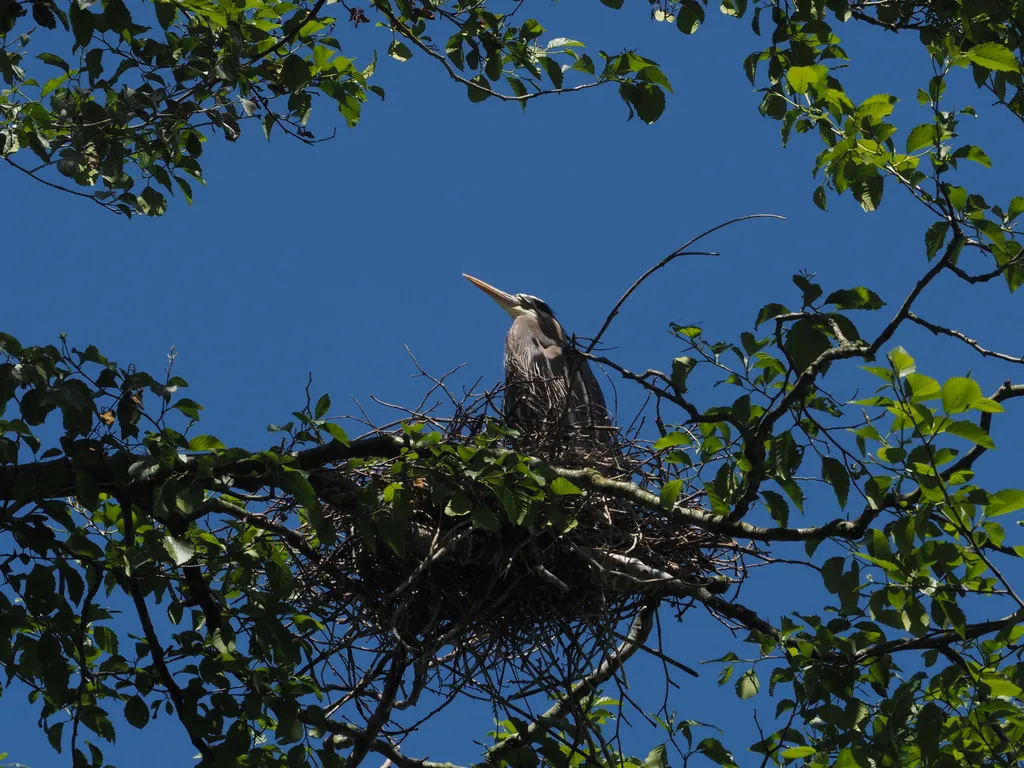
[463,274,518,317]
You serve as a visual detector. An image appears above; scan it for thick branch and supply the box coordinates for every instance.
[0,434,402,501]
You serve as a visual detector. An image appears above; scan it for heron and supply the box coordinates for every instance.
[463,274,615,452]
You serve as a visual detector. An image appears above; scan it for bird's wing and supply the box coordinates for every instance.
[563,347,612,431]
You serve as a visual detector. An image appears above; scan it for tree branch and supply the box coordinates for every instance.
[321,721,466,768]
[484,601,657,764]
[907,312,1024,365]
[852,612,1020,663]
[116,497,214,763]
[585,214,784,354]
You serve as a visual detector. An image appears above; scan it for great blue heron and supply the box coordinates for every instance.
[463,274,615,450]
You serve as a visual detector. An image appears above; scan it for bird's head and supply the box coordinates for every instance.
[463,274,557,321]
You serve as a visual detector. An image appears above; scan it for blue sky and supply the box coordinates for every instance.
[2,2,1022,766]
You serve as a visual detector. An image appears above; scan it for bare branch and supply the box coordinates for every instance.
[586,214,785,354]
[908,312,1024,365]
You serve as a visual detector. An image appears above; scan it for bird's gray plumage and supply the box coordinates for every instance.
[463,275,615,451]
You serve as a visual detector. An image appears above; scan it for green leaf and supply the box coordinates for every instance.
[644,745,668,768]
[281,54,312,89]
[467,75,491,102]
[987,489,1024,517]
[388,41,412,63]
[546,37,585,49]
[41,73,69,97]
[163,535,196,565]
[69,4,95,50]
[654,432,692,451]
[755,303,789,327]
[761,490,790,526]
[600,0,624,7]
[550,477,584,496]
[941,376,983,415]
[188,434,225,451]
[637,65,673,93]
[315,393,331,419]
[851,172,884,212]
[47,722,64,753]
[824,287,884,310]
[787,65,827,94]
[781,747,817,759]
[952,145,991,167]
[982,677,1023,697]
[93,625,118,655]
[944,421,995,449]
[813,185,828,211]
[283,470,332,544]
[445,492,472,517]
[620,82,666,124]
[660,479,683,508]
[671,356,697,393]
[906,123,938,152]
[887,347,915,377]
[821,457,850,509]
[124,696,150,729]
[325,423,350,445]
[675,0,704,33]
[697,737,736,766]
[471,506,501,532]
[735,669,759,699]
[857,94,897,122]
[924,221,949,260]
[785,320,831,372]
[37,52,70,72]
[154,0,176,29]
[904,373,941,402]
[966,43,1021,72]
[720,0,746,17]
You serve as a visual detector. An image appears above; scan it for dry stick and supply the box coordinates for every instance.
[585,214,786,354]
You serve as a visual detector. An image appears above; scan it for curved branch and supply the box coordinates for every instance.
[907,312,1024,365]
[586,214,785,354]
[484,601,657,764]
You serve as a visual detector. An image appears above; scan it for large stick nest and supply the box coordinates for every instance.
[287,380,748,710]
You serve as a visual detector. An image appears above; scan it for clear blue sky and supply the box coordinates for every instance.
[2,3,1022,766]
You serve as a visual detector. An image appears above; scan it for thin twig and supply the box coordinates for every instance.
[586,214,785,353]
